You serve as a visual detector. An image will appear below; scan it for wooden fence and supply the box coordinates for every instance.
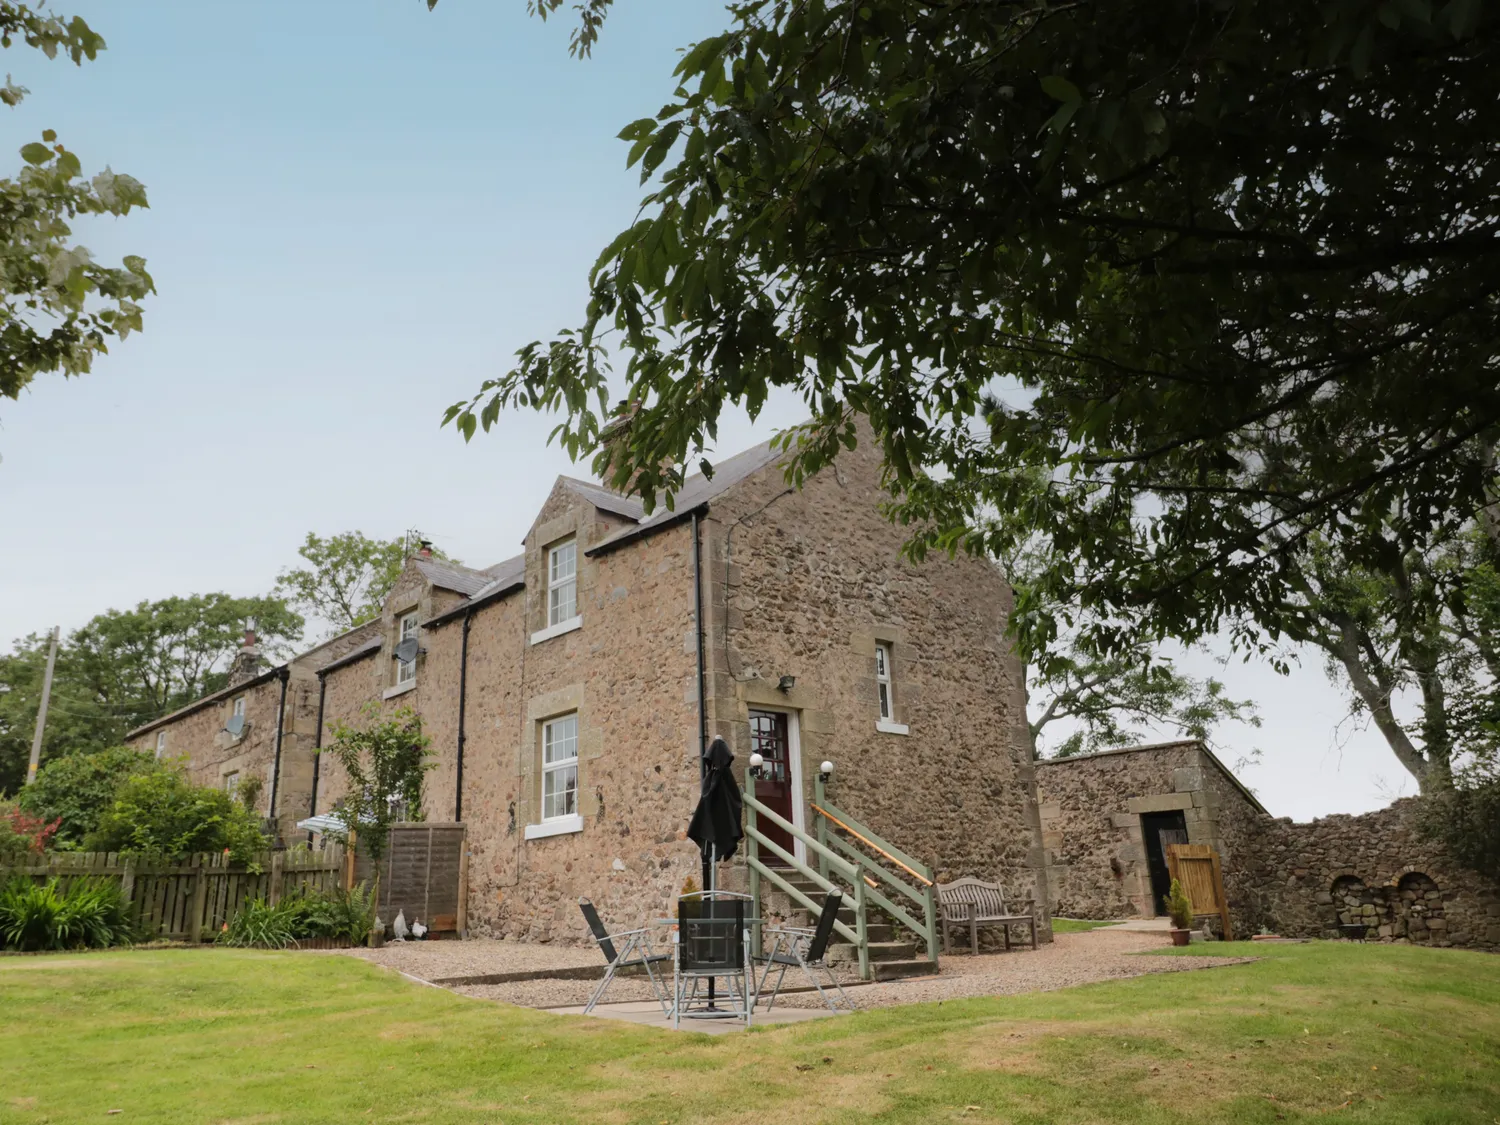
[351,823,467,936]
[0,847,345,942]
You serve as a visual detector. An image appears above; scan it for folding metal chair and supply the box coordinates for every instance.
[578,899,671,1016]
[755,890,854,1012]
[673,892,755,1028]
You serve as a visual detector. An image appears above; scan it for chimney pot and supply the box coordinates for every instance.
[418,539,433,558]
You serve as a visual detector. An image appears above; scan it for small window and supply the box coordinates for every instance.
[541,713,579,821]
[224,771,240,795]
[397,611,419,685]
[155,731,167,758]
[548,539,577,626]
[875,642,894,721]
[232,696,246,719]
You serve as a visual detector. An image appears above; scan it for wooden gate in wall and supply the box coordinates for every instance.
[1165,843,1234,940]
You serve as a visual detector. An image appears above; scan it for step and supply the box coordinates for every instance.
[870,958,939,982]
[828,939,917,963]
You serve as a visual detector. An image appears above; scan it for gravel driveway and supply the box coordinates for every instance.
[333,926,1253,1011]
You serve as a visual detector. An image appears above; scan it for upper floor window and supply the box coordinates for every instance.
[232,696,246,719]
[155,730,167,758]
[224,771,240,795]
[875,642,894,721]
[548,539,577,626]
[541,713,579,821]
[396,611,419,685]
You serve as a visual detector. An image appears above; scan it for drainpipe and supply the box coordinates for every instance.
[267,667,290,829]
[456,610,472,821]
[307,672,327,845]
[692,511,710,901]
[692,512,707,767]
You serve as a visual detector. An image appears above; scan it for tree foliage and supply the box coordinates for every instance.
[0,594,301,792]
[0,2,152,404]
[16,745,162,848]
[1287,523,1500,790]
[447,0,1499,683]
[275,531,453,637]
[321,706,432,863]
[85,770,268,865]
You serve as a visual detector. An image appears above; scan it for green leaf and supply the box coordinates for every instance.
[20,142,51,166]
[1040,75,1081,103]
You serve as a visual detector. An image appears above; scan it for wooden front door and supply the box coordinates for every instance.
[749,709,796,866]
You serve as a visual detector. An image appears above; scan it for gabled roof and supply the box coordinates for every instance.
[561,477,646,522]
[587,438,785,557]
[414,557,493,597]
[317,634,383,674]
[126,664,287,740]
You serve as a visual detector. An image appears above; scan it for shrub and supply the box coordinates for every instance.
[18,747,164,849]
[1166,878,1196,930]
[85,771,268,865]
[218,897,299,949]
[219,884,374,948]
[0,877,136,951]
[0,801,60,862]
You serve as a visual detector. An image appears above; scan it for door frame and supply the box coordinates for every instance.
[750,705,807,868]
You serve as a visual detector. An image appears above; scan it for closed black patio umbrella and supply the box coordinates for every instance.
[685,736,743,1013]
[687,736,742,891]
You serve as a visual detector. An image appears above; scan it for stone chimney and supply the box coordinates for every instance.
[227,618,262,686]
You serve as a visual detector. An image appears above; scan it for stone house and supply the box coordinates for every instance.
[1038,740,1499,950]
[128,435,1050,946]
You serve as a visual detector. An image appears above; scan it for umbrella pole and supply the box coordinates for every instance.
[705,842,717,1009]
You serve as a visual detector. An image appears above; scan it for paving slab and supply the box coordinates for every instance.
[545,999,839,1033]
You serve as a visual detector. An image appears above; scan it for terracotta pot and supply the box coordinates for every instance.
[1169,928,1192,946]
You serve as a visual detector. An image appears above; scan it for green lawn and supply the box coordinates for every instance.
[1050,918,1120,933]
[3,942,1498,1124]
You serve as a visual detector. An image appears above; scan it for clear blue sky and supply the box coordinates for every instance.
[0,0,1416,820]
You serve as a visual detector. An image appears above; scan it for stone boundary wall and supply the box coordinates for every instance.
[1036,743,1498,950]
[1257,799,1499,950]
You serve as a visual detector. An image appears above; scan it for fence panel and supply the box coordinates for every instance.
[0,847,345,942]
[351,823,466,934]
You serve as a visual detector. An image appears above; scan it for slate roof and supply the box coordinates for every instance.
[586,438,785,556]
[414,557,493,597]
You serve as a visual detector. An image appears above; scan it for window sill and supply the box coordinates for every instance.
[524,814,584,840]
[530,615,582,646]
[876,719,910,736]
[383,681,417,700]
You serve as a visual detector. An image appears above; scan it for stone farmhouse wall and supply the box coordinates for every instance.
[1038,742,1499,950]
[130,434,1048,948]
[127,670,321,843]
[701,435,1050,920]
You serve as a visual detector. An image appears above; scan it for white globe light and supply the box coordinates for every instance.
[749,753,764,769]
[820,760,834,776]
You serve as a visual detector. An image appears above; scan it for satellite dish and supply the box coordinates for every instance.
[224,713,246,737]
[393,637,420,664]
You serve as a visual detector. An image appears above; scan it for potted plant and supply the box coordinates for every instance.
[1166,878,1195,946]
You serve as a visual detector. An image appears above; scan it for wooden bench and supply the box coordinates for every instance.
[937,876,1038,953]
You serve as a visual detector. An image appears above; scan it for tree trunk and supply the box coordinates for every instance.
[1325,615,1434,790]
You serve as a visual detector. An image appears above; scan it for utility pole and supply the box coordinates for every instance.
[25,626,60,786]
